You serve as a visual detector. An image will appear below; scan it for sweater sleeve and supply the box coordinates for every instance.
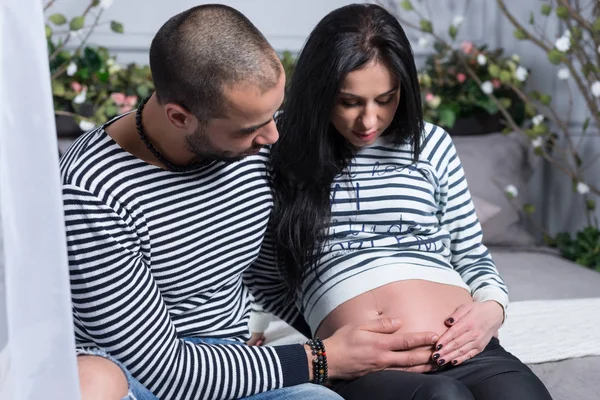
[428,127,509,314]
[243,227,312,338]
[64,185,308,400]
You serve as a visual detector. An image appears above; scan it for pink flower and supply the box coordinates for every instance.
[425,93,435,102]
[456,73,467,83]
[70,82,83,93]
[110,92,126,105]
[112,94,138,113]
[461,41,474,54]
[492,79,502,89]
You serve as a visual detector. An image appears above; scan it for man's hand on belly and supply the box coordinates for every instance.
[322,318,439,380]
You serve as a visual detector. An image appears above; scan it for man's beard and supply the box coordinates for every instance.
[185,128,262,163]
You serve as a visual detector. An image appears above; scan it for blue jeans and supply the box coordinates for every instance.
[78,337,341,400]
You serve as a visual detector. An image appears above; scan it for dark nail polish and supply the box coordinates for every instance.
[433,353,440,360]
[438,359,445,366]
[446,317,454,324]
[436,344,443,350]
[452,360,458,365]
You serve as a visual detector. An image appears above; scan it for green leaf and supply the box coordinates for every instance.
[51,80,66,96]
[69,16,85,31]
[556,6,569,19]
[593,18,600,33]
[523,204,536,215]
[438,108,456,128]
[91,0,100,6]
[488,64,501,78]
[583,117,590,133]
[541,4,552,16]
[449,25,458,40]
[529,12,534,25]
[499,97,512,108]
[547,49,563,65]
[539,94,552,106]
[400,0,413,11]
[45,24,52,38]
[49,13,67,26]
[499,70,512,83]
[110,21,124,34]
[420,20,433,33]
[525,103,537,118]
[571,27,583,40]
[514,29,528,40]
[586,200,596,211]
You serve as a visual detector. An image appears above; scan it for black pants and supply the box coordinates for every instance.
[333,338,552,400]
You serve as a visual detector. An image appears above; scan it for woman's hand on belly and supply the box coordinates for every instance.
[322,317,440,380]
[432,301,504,367]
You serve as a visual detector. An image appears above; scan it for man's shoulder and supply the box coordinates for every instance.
[59,127,134,192]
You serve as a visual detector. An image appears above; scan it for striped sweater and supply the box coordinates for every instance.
[300,123,509,333]
[60,123,305,400]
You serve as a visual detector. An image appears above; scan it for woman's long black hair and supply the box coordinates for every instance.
[271,3,424,294]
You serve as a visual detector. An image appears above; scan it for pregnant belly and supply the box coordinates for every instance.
[315,280,473,339]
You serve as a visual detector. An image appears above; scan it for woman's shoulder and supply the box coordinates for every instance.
[421,122,452,146]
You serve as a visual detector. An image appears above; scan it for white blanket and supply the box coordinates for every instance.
[264,298,600,364]
[498,297,600,364]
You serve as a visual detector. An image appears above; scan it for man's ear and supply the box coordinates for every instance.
[164,103,197,131]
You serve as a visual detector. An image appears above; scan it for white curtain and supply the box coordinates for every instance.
[0,0,80,398]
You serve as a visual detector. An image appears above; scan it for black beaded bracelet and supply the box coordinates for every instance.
[306,338,328,384]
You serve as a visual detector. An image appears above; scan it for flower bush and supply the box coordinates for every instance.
[379,0,600,270]
[419,41,528,131]
[46,0,154,134]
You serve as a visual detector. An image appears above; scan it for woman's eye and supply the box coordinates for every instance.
[340,100,360,107]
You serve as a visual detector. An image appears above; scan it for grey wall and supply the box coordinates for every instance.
[49,0,599,235]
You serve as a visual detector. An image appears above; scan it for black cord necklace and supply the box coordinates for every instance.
[135,94,204,172]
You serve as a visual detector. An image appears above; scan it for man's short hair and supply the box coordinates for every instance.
[149,4,281,121]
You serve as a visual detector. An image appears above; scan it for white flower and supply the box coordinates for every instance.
[592,81,600,97]
[99,0,114,9]
[66,61,77,76]
[426,95,442,109]
[532,114,544,126]
[480,81,493,94]
[68,30,84,41]
[598,45,600,54]
[515,66,528,82]
[418,36,430,48]
[557,68,570,80]
[452,15,464,26]
[477,54,487,66]
[505,184,519,198]
[564,30,571,38]
[555,36,571,52]
[577,182,590,195]
[531,137,543,148]
[73,88,87,104]
[511,54,520,62]
[78,120,95,132]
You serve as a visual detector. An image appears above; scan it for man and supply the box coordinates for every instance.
[61,5,438,399]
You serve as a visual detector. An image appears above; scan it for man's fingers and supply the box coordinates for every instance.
[382,348,433,370]
[360,317,402,334]
[386,363,436,373]
[388,331,439,350]
[404,363,436,373]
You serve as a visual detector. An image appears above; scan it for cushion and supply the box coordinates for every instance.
[453,133,537,246]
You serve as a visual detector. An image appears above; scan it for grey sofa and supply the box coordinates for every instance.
[492,247,600,400]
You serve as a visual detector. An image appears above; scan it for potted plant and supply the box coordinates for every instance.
[419,41,528,135]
